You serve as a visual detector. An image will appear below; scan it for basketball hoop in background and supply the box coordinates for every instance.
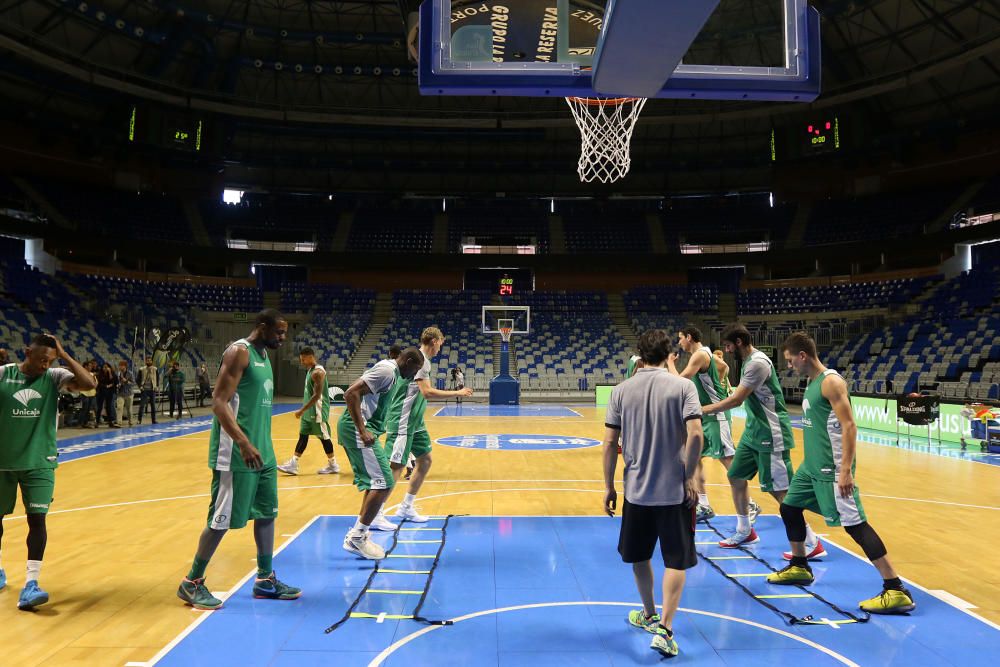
[565,96,648,184]
[498,319,514,343]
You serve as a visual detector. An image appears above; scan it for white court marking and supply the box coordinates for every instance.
[365,601,860,667]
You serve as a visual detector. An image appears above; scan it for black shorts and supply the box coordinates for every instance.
[617,498,698,570]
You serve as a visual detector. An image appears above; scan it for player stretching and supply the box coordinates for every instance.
[277,347,340,476]
[768,332,914,613]
[0,334,94,610]
[384,327,473,524]
[177,310,300,610]
[703,324,823,556]
[339,348,425,559]
[667,327,759,524]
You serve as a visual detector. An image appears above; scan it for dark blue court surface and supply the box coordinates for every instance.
[434,405,582,417]
[57,404,299,463]
[152,515,999,666]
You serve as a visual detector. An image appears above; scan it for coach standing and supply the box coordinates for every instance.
[602,329,704,659]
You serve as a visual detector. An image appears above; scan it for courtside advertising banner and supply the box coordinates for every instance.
[850,396,970,443]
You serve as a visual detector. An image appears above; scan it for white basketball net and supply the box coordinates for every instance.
[565,96,648,184]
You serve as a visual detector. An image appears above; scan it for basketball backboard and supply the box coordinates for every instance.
[419,0,820,101]
[482,306,531,335]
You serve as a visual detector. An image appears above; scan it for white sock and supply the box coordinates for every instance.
[805,524,818,548]
[292,454,300,462]
[26,560,42,583]
[352,519,369,534]
[736,514,750,533]
[403,493,417,506]
[327,454,336,461]
[697,493,709,506]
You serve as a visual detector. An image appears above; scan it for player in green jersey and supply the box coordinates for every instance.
[767,332,914,614]
[667,326,759,525]
[277,347,340,476]
[0,334,95,610]
[339,348,425,560]
[177,310,301,611]
[384,327,473,524]
[626,354,643,379]
[703,324,823,554]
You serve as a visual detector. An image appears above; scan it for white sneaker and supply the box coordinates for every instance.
[370,511,398,532]
[748,499,761,525]
[317,460,340,474]
[276,458,299,475]
[395,504,429,523]
[342,531,385,560]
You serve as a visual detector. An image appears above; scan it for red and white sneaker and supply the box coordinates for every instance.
[783,539,828,561]
[719,528,760,548]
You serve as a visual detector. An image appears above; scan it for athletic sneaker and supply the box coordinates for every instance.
[177,577,223,610]
[748,498,761,525]
[0,568,5,590]
[343,531,386,560]
[782,539,828,561]
[276,457,299,475]
[627,609,661,633]
[17,581,49,610]
[370,511,398,531]
[718,528,760,548]
[252,571,302,600]
[395,504,429,523]
[649,625,679,658]
[767,564,814,585]
[695,505,716,522]
[317,460,340,474]
[859,588,916,614]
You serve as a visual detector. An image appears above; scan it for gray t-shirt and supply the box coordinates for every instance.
[606,367,702,506]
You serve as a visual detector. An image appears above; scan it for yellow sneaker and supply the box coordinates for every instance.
[859,588,915,614]
[767,564,814,585]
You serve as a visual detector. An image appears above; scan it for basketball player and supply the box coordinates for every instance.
[177,310,301,610]
[626,353,643,379]
[667,327,759,524]
[384,327,473,524]
[703,324,823,556]
[277,347,340,476]
[386,344,416,480]
[339,348,425,559]
[0,334,94,609]
[769,332,914,614]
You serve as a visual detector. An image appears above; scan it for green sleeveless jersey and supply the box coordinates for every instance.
[337,359,401,440]
[801,369,851,480]
[384,356,430,436]
[739,350,795,452]
[208,340,275,471]
[626,355,641,379]
[0,364,74,470]
[301,364,330,425]
[691,346,730,424]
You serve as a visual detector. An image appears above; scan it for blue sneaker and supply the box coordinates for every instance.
[252,571,301,600]
[18,581,49,610]
[0,568,6,590]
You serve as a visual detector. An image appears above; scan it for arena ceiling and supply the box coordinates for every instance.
[1,1,999,193]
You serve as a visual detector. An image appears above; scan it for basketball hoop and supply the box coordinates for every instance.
[565,96,648,184]
[499,326,513,343]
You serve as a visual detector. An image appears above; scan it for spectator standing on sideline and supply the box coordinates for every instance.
[116,360,135,426]
[165,361,186,419]
[196,363,211,407]
[95,362,120,427]
[602,329,704,659]
[77,360,98,428]
[136,357,158,424]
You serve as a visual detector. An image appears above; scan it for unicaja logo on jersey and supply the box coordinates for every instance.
[262,379,273,406]
[11,388,43,418]
[801,398,812,427]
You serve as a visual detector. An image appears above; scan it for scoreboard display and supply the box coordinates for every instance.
[770,115,843,161]
[499,275,514,296]
[804,117,839,153]
[127,104,208,153]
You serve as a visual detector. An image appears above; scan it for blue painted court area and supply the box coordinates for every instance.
[153,515,999,666]
[434,404,582,417]
[56,404,299,463]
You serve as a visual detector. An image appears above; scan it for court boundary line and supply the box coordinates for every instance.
[145,514,322,667]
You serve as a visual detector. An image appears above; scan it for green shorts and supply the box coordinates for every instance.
[386,430,432,466]
[341,444,394,492]
[300,418,332,439]
[207,466,278,530]
[0,469,55,515]
[783,469,867,527]
[727,445,793,493]
[702,416,736,460]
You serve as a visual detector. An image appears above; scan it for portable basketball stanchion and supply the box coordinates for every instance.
[489,322,520,406]
[565,96,647,183]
